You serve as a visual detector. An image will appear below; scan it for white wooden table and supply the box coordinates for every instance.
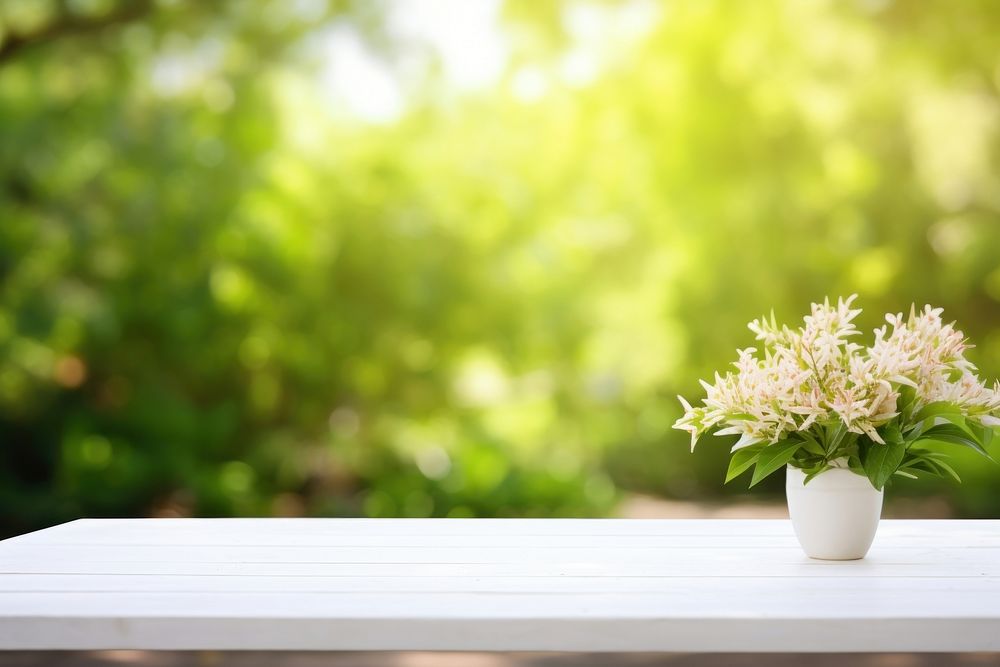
[0,519,997,652]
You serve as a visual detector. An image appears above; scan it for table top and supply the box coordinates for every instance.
[0,518,998,652]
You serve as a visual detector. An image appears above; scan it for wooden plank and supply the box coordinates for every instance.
[1,616,997,652]
[4,542,1000,564]
[0,573,996,593]
[0,519,998,652]
[10,518,993,542]
[12,532,1000,548]
[1,588,998,619]
[1,552,997,578]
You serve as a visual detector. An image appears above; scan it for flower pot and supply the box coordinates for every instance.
[785,464,883,560]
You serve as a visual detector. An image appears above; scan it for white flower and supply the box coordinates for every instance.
[674,296,1000,449]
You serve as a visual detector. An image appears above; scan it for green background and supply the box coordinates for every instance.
[2,0,1000,538]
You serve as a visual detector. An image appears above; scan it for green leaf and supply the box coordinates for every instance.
[916,438,992,461]
[909,449,951,461]
[966,419,996,448]
[916,424,994,461]
[749,440,803,487]
[918,423,976,441]
[902,418,925,437]
[901,459,943,477]
[927,457,962,483]
[934,413,979,441]
[803,466,827,485]
[899,447,962,482]
[983,424,996,447]
[862,425,906,490]
[824,421,847,451]
[725,442,765,483]
[913,401,963,422]
[897,384,917,416]
[797,431,825,456]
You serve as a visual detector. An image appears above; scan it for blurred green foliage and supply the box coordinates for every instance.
[2,0,1000,537]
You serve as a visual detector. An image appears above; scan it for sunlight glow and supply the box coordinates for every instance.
[317,0,506,123]
[318,25,406,123]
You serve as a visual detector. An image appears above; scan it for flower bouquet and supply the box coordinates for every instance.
[674,296,998,559]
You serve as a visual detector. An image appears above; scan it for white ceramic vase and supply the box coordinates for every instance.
[786,463,883,560]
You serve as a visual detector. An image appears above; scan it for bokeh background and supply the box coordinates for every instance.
[3,0,1000,539]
